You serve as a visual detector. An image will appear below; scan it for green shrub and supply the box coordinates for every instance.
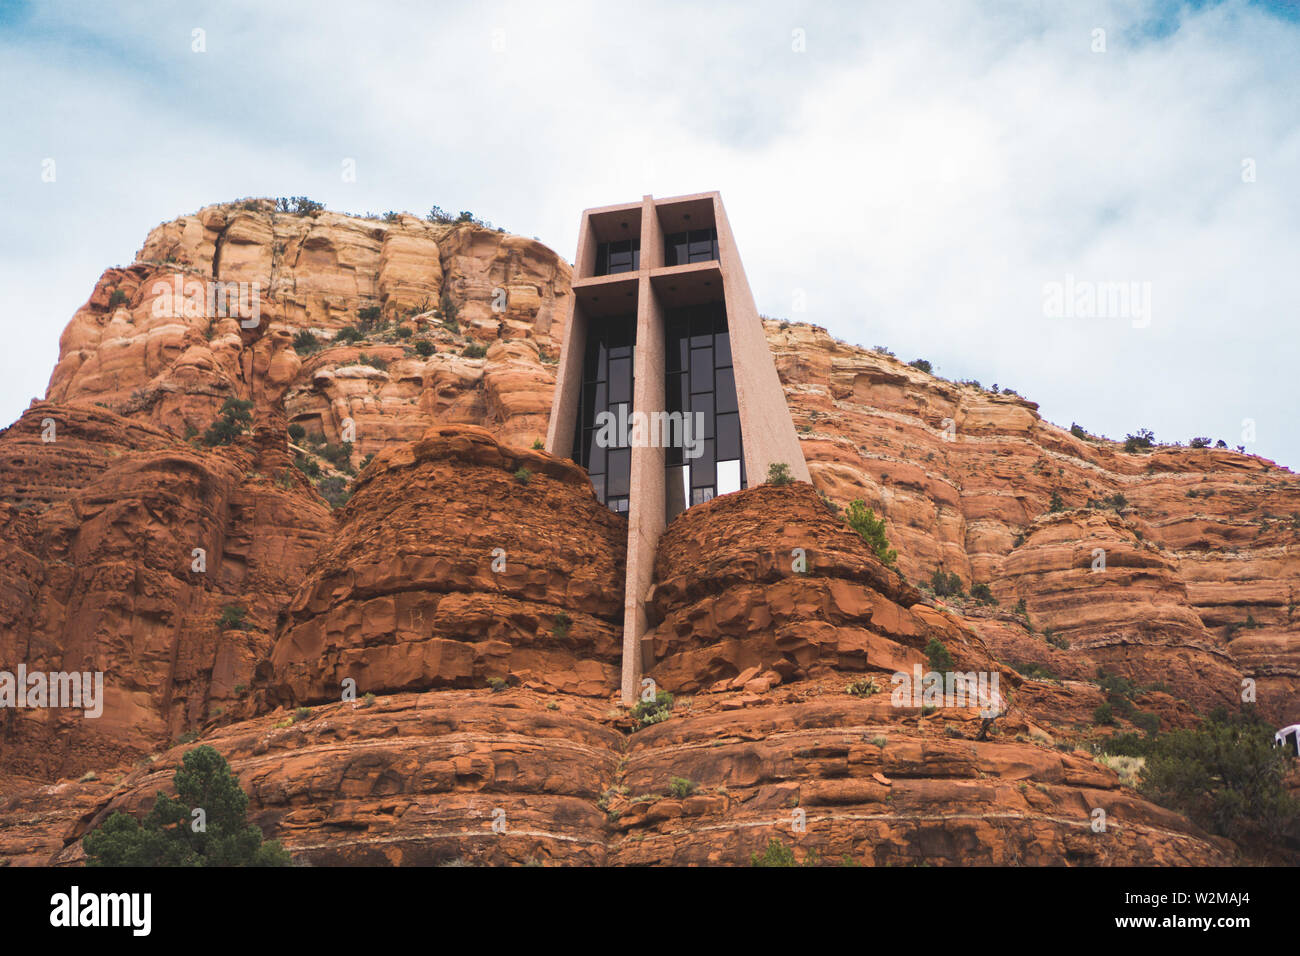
[1141,707,1300,854]
[765,462,793,485]
[1044,628,1070,650]
[928,568,964,598]
[294,454,321,478]
[318,441,353,470]
[395,326,413,339]
[1100,732,1154,757]
[292,330,320,355]
[1048,491,1065,513]
[631,690,674,728]
[1070,422,1088,439]
[335,325,363,344]
[925,637,955,672]
[552,612,571,639]
[1013,660,1056,681]
[439,291,459,330]
[1087,493,1128,512]
[845,500,897,567]
[461,344,487,359]
[201,397,254,447]
[1123,429,1156,453]
[316,475,351,509]
[358,353,388,370]
[514,467,532,484]
[668,777,696,799]
[82,746,290,866]
[487,677,507,692]
[108,287,130,308]
[288,423,306,443]
[970,582,997,604]
[218,605,247,631]
[414,339,435,357]
[293,707,311,723]
[1190,436,1212,449]
[907,358,932,374]
[358,306,382,326]
[532,438,545,450]
[1093,702,1116,725]
[751,837,800,867]
[846,677,878,697]
[275,196,323,215]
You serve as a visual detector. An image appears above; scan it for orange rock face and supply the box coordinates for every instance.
[268,425,627,704]
[773,323,1299,725]
[0,201,1294,867]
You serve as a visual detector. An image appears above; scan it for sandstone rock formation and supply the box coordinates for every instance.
[0,200,1295,866]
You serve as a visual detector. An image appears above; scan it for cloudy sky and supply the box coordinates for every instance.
[2,0,1297,466]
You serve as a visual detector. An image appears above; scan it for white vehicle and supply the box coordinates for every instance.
[1275,724,1300,757]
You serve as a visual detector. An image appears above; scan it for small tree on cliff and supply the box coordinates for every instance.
[201,398,253,447]
[83,745,291,867]
[845,499,897,568]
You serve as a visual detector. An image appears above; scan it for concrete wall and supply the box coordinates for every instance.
[546,192,810,704]
[711,195,811,486]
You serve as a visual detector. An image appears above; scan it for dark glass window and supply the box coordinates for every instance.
[573,313,636,513]
[594,238,640,276]
[664,300,745,521]
[663,227,719,266]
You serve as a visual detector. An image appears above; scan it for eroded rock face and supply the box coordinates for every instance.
[772,322,1299,724]
[1,202,1295,867]
[46,200,569,460]
[14,480,1230,868]
[0,403,334,780]
[268,425,627,703]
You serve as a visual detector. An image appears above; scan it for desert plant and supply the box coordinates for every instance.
[846,677,878,697]
[218,605,247,631]
[1141,707,1300,854]
[514,467,532,485]
[1124,428,1156,452]
[82,746,290,866]
[765,462,793,486]
[461,344,487,359]
[201,397,254,447]
[668,777,696,799]
[292,330,320,355]
[925,637,955,672]
[845,500,897,567]
[414,339,435,357]
[631,690,674,728]
[287,423,306,443]
[928,568,964,598]
[751,837,800,867]
[907,358,932,373]
[316,475,351,509]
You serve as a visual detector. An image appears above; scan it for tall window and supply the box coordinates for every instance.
[664,227,718,267]
[664,300,744,521]
[573,313,636,514]
[594,238,640,276]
